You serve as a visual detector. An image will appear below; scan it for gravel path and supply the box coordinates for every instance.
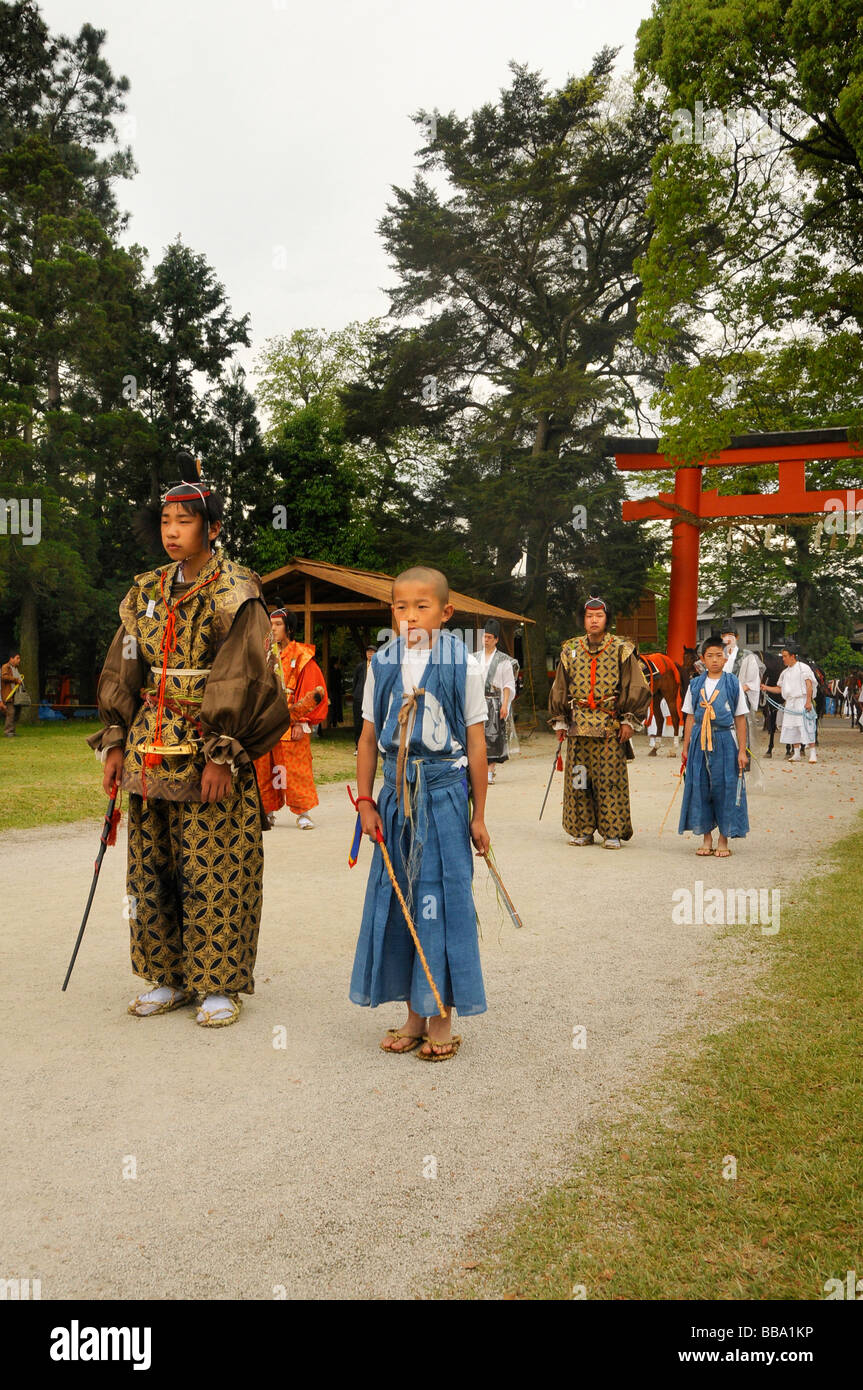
[2,723,861,1300]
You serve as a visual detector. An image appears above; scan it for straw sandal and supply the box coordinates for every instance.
[195,995,242,1028]
[379,1028,423,1054]
[417,1034,462,1062]
[714,848,732,858]
[695,846,714,856]
[127,987,192,1017]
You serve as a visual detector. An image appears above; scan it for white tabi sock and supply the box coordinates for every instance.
[196,993,234,1022]
[131,985,185,1015]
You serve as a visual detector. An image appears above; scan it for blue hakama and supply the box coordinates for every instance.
[349,632,487,1018]
[679,672,749,840]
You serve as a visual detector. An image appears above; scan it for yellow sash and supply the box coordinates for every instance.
[699,687,718,751]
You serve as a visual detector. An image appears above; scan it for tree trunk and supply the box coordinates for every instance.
[523,523,550,719]
[519,415,553,717]
[18,583,39,724]
[47,357,61,409]
[793,529,813,633]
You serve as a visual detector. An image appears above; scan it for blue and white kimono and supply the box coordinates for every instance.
[679,671,749,839]
[349,631,487,1017]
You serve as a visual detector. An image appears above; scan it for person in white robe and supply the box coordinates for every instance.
[763,644,817,763]
[721,622,763,785]
[479,620,516,783]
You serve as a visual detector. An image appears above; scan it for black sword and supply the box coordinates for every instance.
[539,733,564,820]
[62,789,118,991]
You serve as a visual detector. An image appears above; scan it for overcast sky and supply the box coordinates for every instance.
[42,0,654,377]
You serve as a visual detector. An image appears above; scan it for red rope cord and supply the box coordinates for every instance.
[144,566,221,770]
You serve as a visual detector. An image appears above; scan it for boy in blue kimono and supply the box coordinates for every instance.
[350,567,490,1060]
[679,634,750,857]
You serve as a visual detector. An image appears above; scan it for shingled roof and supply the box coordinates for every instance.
[260,557,532,631]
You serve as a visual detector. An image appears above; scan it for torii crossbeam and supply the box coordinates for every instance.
[609,428,863,663]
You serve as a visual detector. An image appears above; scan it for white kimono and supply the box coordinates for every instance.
[778,661,816,745]
[723,645,761,713]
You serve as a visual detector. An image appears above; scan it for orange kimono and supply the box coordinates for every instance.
[254,640,329,815]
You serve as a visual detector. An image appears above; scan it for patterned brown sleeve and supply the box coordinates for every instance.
[200,598,293,763]
[86,610,146,753]
[618,649,652,728]
[548,659,570,722]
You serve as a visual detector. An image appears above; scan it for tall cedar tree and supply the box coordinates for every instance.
[0,3,140,706]
[341,58,665,686]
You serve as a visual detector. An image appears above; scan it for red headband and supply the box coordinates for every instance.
[161,482,212,505]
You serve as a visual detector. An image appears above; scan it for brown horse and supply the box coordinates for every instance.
[638,650,684,756]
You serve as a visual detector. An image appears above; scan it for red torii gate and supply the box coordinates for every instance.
[610,428,863,663]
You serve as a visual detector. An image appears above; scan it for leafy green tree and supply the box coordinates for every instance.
[249,403,381,574]
[341,59,666,683]
[0,2,141,708]
[256,322,382,435]
[821,634,862,680]
[633,0,863,638]
[138,238,250,498]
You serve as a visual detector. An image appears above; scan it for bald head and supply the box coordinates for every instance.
[392,567,449,604]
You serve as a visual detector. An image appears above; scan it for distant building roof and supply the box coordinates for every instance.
[698,594,795,619]
[259,557,533,628]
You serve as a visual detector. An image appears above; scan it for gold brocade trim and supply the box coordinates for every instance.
[561,635,623,738]
[141,742,200,757]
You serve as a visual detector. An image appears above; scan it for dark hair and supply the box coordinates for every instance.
[581,596,614,629]
[701,633,725,654]
[270,607,297,636]
[132,454,225,554]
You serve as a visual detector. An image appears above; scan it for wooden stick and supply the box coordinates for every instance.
[658,769,684,836]
[485,854,523,929]
[375,829,446,1018]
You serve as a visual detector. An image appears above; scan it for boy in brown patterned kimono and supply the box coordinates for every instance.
[548,596,651,848]
[89,469,291,1027]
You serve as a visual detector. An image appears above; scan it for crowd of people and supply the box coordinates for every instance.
[3,463,858,1058]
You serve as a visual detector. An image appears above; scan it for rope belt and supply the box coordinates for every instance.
[396,687,425,817]
[140,688,204,730]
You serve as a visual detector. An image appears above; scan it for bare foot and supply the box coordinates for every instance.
[380,1009,426,1052]
[419,1013,455,1059]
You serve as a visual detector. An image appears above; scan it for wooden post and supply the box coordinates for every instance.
[667,465,702,665]
[321,624,331,730]
[304,577,312,645]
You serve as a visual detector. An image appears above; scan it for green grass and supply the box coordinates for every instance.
[448,824,863,1300]
[0,718,108,830]
[0,720,367,832]
[0,718,547,832]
